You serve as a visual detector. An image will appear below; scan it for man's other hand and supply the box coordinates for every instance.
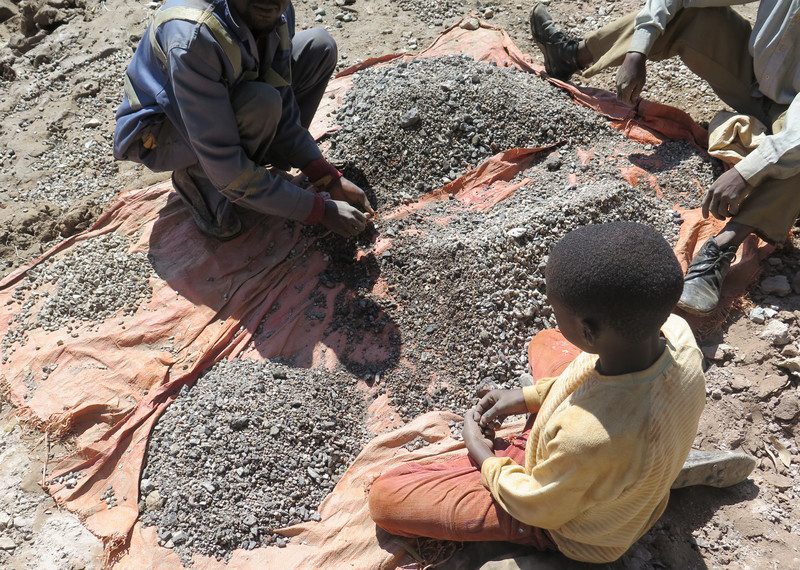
[330,177,375,216]
[463,408,495,467]
[475,389,528,430]
[702,168,753,220]
[616,52,647,106]
[322,199,367,237]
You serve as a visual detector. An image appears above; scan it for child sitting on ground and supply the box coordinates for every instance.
[368,221,750,563]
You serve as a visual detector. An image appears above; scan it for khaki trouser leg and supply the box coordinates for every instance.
[580,7,800,243]
[731,109,800,244]
[582,7,763,119]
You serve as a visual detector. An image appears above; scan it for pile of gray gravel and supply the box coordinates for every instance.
[140,359,368,562]
[395,0,466,26]
[329,55,614,207]
[370,177,680,418]
[2,233,154,361]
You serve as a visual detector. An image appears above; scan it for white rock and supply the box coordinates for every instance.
[0,536,15,550]
[749,306,777,324]
[145,490,163,511]
[760,275,792,297]
[760,320,792,346]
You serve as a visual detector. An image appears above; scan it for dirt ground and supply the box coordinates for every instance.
[1,0,799,569]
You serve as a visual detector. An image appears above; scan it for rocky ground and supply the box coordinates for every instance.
[1,0,798,569]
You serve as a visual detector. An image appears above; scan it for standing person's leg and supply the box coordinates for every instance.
[290,28,338,128]
[368,330,581,544]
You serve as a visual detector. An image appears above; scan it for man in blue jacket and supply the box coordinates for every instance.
[114,0,372,240]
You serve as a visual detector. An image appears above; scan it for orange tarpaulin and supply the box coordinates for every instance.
[0,19,771,569]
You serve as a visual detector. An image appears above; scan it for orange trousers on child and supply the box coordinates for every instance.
[368,329,581,547]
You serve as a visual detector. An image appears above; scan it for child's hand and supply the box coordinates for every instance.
[463,408,495,466]
[476,389,528,430]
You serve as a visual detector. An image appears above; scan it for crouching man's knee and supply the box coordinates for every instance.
[307,28,338,76]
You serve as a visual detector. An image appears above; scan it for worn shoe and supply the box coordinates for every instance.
[672,450,756,489]
[171,168,243,241]
[529,3,582,80]
[676,238,737,315]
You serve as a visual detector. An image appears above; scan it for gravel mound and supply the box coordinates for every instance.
[140,359,368,562]
[380,180,679,417]
[329,55,614,207]
[2,233,154,359]
[320,162,680,419]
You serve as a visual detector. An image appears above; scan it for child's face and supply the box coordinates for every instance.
[549,297,597,354]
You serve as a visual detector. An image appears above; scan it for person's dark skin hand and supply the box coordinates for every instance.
[702,168,753,220]
[616,52,647,106]
[463,408,495,466]
[329,177,375,217]
[322,199,367,237]
[475,388,528,430]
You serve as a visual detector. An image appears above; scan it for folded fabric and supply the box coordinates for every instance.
[708,111,768,165]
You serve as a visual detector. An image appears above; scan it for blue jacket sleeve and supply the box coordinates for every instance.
[270,84,323,169]
[166,34,317,221]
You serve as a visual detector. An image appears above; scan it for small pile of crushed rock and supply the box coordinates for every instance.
[140,359,368,562]
[2,233,154,361]
[329,55,613,206]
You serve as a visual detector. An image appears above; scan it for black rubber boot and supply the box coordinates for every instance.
[529,3,582,80]
[677,238,737,315]
[171,167,243,241]
[672,450,756,489]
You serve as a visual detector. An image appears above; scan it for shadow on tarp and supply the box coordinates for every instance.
[147,195,402,377]
[453,481,760,570]
[0,16,777,569]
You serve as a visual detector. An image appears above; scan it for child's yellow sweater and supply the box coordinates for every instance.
[481,315,706,563]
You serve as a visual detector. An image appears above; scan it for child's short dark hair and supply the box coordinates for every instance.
[545,222,684,342]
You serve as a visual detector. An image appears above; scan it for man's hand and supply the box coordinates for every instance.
[702,168,753,220]
[616,52,647,106]
[463,408,495,467]
[321,199,367,237]
[329,177,375,216]
[475,389,528,430]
